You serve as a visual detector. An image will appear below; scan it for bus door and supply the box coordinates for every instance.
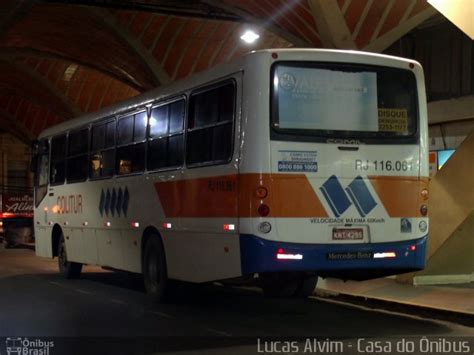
[33,139,52,257]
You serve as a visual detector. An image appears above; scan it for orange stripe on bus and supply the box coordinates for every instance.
[154,174,428,218]
[368,176,429,217]
[154,174,328,218]
[154,175,238,218]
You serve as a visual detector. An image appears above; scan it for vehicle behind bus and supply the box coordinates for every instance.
[33,49,428,299]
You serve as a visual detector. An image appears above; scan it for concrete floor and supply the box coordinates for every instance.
[0,246,472,355]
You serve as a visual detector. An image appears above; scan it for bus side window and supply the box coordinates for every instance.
[187,81,235,166]
[90,119,115,179]
[148,98,185,170]
[67,128,89,183]
[116,111,146,175]
[50,135,67,185]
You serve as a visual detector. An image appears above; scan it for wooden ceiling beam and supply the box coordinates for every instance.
[308,0,356,49]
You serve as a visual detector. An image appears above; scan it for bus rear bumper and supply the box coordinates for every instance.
[240,235,427,280]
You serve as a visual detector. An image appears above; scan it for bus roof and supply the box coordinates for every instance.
[38,48,417,139]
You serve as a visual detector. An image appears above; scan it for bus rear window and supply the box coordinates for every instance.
[271,62,418,142]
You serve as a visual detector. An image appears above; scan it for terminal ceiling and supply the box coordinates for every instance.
[0,0,437,142]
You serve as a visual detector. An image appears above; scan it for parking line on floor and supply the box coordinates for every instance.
[75,288,93,295]
[204,327,232,337]
[150,311,175,319]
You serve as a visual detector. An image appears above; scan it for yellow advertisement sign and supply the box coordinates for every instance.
[378,108,408,132]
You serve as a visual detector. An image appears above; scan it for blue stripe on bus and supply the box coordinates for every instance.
[346,176,377,217]
[319,175,352,217]
[240,234,427,275]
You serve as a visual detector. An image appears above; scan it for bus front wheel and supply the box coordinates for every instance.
[58,233,82,279]
[143,236,168,302]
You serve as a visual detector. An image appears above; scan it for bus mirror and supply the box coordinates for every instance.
[31,139,39,155]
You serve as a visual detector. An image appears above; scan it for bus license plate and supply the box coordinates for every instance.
[332,228,363,240]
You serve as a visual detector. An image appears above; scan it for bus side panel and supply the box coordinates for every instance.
[164,231,241,282]
[35,225,53,258]
[161,73,244,283]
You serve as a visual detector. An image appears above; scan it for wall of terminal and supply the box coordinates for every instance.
[0,133,32,192]
[386,20,474,151]
[385,20,474,103]
[429,119,474,151]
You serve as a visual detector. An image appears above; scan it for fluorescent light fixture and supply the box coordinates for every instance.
[240,30,260,44]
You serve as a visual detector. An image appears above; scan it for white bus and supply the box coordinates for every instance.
[33,49,429,299]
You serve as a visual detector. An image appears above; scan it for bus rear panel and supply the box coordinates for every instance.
[238,50,429,281]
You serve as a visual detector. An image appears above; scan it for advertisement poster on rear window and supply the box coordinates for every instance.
[276,66,379,132]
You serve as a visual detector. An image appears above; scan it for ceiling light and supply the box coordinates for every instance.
[240,30,260,44]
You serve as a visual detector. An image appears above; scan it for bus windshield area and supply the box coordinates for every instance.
[271,62,418,142]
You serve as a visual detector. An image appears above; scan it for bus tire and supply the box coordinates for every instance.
[58,233,82,279]
[294,274,318,298]
[143,236,168,302]
[261,272,300,298]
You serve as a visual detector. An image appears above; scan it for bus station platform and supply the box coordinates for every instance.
[314,277,474,325]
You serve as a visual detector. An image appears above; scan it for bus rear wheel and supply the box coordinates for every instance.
[261,272,318,298]
[58,233,82,279]
[143,236,168,302]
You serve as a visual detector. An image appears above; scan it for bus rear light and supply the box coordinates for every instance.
[131,222,140,228]
[421,188,428,200]
[163,223,172,229]
[255,187,268,199]
[223,224,235,231]
[374,252,396,259]
[410,245,416,251]
[420,204,428,216]
[276,248,303,260]
[258,204,270,217]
